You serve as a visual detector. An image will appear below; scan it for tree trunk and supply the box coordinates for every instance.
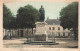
[32,28,34,41]
[9,29,11,39]
[73,28,78,40]
[32,28,33,37]
[27,28,29,39]
[18,29,19,39]
[12,30,13,38]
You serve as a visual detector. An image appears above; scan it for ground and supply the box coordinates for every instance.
[3,38,78,48]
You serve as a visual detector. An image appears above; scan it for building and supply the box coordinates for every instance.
[3,28,33,39]
[45,17,71,38]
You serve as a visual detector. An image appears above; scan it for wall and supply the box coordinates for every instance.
[46,25,71,38]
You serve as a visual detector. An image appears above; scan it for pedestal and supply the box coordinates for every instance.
[24,22,58,45]
[34,22,48,41]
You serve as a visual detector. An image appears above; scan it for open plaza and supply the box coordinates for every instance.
[3,2,78,48]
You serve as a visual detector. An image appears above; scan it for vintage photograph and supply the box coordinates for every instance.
[3,2,78,48]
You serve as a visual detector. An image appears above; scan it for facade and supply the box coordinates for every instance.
[45,17,71,38]
[3,28,33,39]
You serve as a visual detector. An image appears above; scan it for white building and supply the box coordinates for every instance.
[45,17,70,38]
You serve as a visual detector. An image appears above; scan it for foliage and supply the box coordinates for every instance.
[8,17,17,29]
[3,4,17,29]
[59,2,78,40]
[16,4,39,28]
[60,2,78,29]
[3,4,17,39]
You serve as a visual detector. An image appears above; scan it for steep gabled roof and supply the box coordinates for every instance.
[45,18,61,25]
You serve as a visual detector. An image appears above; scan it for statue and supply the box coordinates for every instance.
[39,5,45,22]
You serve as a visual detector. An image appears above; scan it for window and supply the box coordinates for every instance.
[53,27,55,30]
[58,27,60,30]
[49,27,51,30]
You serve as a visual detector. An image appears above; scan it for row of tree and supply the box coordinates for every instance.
[59,2,78,40]
[3,4,39,30]
[3,4,39,39]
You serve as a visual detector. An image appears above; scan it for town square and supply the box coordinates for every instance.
[3,2,78,48]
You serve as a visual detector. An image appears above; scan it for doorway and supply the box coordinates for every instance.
[20,30,23,37]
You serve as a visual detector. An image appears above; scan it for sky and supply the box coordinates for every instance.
[4,2,71,20]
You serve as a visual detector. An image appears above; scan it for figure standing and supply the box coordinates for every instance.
[39,5,45,22]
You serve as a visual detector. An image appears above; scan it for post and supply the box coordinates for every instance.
[54,34,55,42]
[18,29,19,39]
[52,32,55,42]
[9,30,11,39]
[52,32,54,42]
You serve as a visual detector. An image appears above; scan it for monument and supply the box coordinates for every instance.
[24,5,58,45]
[34,5,48,41]
[34,22,48,41]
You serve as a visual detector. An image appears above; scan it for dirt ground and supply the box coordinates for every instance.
[3,38,78,48]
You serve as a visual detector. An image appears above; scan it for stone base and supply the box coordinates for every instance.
[34,34,46,41]
[24,41,58,45]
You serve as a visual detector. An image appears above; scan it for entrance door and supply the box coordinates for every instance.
[20,30,23,37]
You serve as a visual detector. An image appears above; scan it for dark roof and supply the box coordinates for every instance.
[45,19,61,25]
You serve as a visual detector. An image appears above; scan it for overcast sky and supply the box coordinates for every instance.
[4,2,71,20]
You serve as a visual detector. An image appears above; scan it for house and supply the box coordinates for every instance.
[45,17,71,38]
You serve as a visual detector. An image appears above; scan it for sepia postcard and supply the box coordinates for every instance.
[0,0,79,51]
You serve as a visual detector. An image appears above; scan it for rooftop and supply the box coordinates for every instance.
[45,17,61,25]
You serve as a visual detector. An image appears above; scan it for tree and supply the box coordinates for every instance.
[16,5,38,28]
[8,17,17,29]
[16,4,39,39]
[59,2,78,40]
[3,4,16,39]
[3,4,13,29]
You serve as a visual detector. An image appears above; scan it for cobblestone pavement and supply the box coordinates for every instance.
[3,38,78,48]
